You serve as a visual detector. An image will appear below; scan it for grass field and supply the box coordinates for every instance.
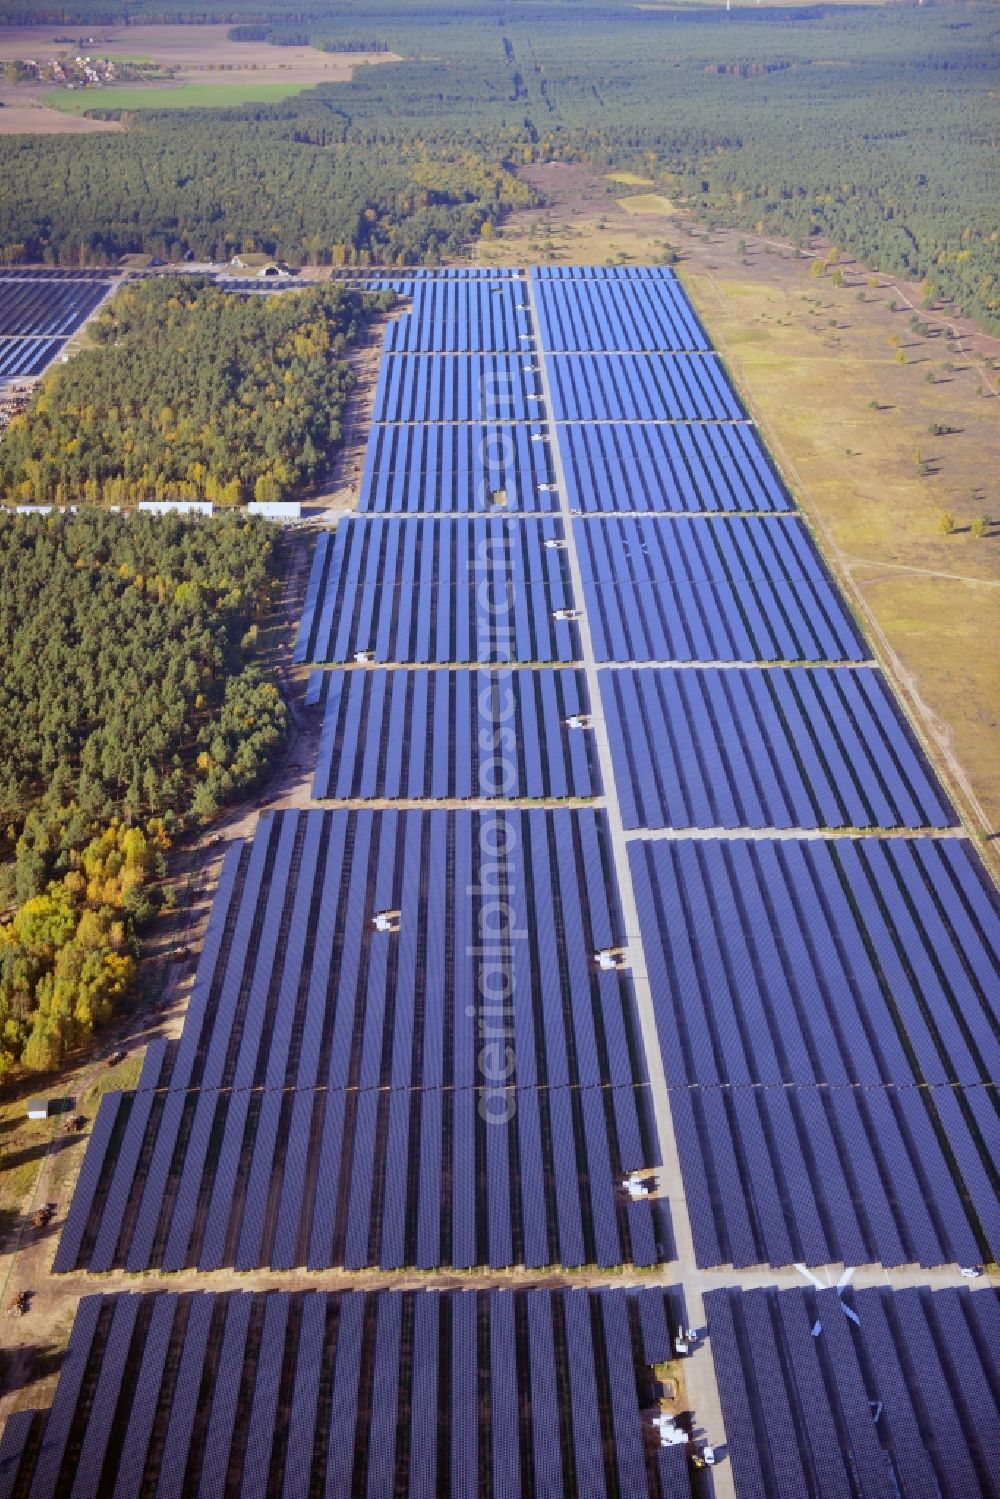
[605,171,654,187]
[618,193,674,215]
[49,79,313,112]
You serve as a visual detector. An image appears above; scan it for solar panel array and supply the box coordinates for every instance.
[358,421,557,513]
[576,514,866,664]
[383,278,531,352]
[34,264,998,1495]
[294,517,578,665]
[373,351,542,423]
[57,267,701,1289]
[602,665,955,830]
[707,1284,1000,1499]
[632,836,999,1268]
[308,667,598,801]
[559,421,790,513]
[533,274,709,352]
[2,1287,679,1499]
[545,351,743,422]
[0,271,113,379]
[57,808,667,1271]
[57,1077,662,1273]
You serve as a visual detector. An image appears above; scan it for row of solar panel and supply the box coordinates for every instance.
[0,273,111,338]
[372,351,545,423]
[370,350,746,425]
[631,836,999,1267]
[369,266,677,285]
[307,666,598,801]
[533,274,709,353]
[378,274,706,356]
[535,265,680,281]
[55,1079,664,1273]
[601,665,954,830]
[0,336,65,379]
[0,1286,677,1499]
[356,417,791,516]
[358,420,558,512]
[124,809,640,1097]
[368,265,525,281]
[0,267,115,281]
[301,659,952,833]
[543,351,743,422]
[558,421,790,513]
[383,280,534,353]
[295,514,865,666]
[575,514,866,663]
[294,518,577,665]
[706,1284,999,1499]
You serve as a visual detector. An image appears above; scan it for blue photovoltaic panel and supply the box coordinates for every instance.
[141,809,637,1096]
[51,1091,124,1273]
[294,517,579,666]
[574,514,866,662]
[53,1079,662,1274]
[358,421,557,513]
[558,421,790,513]
[373,353,540,423]
[5,1286,674,1498]
[601,665,955,831]
[0,1411,35,1499]
[24,1292,103,1498]
[707,1285,1000,1499]
[543,352,742,421]
[0,274,111,338]
[533,274,708,352]
[0,337,66,379]
[310,667,597,801]
[46,264,998,1498]
[382,279,531,352]
[631,835,1000,1268]
[375,266,523,282]
[71,1296,140,1495]
[532,265,676,281]
[53,806,667,1273]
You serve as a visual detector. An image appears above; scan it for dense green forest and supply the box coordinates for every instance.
[0,3,996,323]
[0,132,529,268]
[0,277,388,505]
[0,510,286,1072]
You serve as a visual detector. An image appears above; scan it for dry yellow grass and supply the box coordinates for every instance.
[605,170,654,187]
[618,193,674,215]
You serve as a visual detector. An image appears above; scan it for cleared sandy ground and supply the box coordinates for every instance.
[0,90,121,131]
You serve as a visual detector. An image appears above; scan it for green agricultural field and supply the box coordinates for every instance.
[49,79,312,112]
